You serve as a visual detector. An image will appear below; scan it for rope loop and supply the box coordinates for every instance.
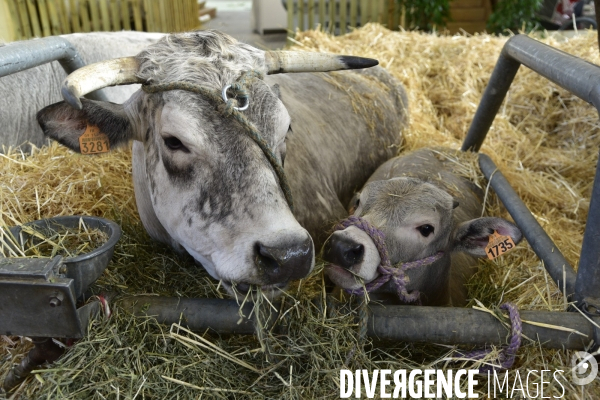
[459,302,522,372]
[140,70,293,212]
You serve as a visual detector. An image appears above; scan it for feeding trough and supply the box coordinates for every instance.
[0,215,121,338]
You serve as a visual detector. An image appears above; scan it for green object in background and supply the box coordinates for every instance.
[397,0,452,31]
[487,0,543,33]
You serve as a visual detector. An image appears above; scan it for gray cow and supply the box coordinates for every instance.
[36,30,408,297]
[1,31,164,151]
[323,148,523,306]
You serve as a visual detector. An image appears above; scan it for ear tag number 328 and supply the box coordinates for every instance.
[79,125,110,155]
[486,230,516,260]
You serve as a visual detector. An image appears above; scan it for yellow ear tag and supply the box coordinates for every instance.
[79,125,110,155]
[485,230,516,260]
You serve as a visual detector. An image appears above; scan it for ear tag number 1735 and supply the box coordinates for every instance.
[486,230,516,260]
[79,125,110,155]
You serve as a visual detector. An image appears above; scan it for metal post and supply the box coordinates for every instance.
[575,151,600,312]
[462,34,600,311]
[120,296,597,350]
[479,154,577,299]
[0,36,108,102]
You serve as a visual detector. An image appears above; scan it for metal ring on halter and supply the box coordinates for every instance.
[221,85,249,111]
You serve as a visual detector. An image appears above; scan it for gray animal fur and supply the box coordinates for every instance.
[324,148,523,306]
[0,31,164,151]
[37,30,408,296]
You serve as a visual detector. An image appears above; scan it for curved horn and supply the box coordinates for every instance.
[62,57,142,110]
[264,51,378,74]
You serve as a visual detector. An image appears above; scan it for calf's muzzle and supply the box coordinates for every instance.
[322,232,365,270]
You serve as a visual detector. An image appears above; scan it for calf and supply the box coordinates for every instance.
[323,148,523,306]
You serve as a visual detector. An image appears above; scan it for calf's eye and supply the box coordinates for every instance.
[417,224,434,237]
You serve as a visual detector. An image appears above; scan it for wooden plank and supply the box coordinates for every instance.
[451,0,483,7]
[99,0,111,30]
[144,0,154,31]
[37,0,52,36]
[360,0,369,24]
[131,0,142,30]
[307,0,314,30]
[349,0,357,28]
[46,0,63,35]
[328,0,334,33]
[57,0,71,33]
[158,0,167,31]
[69,0,81,32]
[153,0,161,31]
[16,0,32,38]
[192,0,200,29]
[6,0,24,40]
[339,0,346,34]
[287,0,293,36]
[173,0,180,31]
[26,0,42,37]
[79,0,91,32]
[450,8,486,22]
[445,21,487,33]
[387,0,393,29]
[370,0,378,24]
[121,0,131,30]
[110,0,120,30]
[318,0,324,30]
[298,0,303,31]
[88,0,101,31]
[392,0,401,30]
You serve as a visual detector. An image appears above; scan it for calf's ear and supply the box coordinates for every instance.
[452,217,523,257]
[37,99,135,153]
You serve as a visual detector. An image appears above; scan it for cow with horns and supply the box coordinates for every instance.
[37,30,408,297]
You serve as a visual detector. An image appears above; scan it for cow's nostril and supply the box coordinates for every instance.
[255,242,281,273]
[344,243,364,265]
[323,234,365,270]
[254,237,313,284]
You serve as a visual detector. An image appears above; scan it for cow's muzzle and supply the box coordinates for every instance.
[254,235,313,285]
[322,232,365,271]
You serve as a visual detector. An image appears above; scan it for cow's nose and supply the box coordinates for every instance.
[323,233,364,270]
[254,236,313,284]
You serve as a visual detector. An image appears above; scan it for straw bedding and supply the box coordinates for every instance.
[1,25,600,398]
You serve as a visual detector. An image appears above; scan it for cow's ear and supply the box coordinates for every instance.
[37,99,135,153]
[452,217,523,257]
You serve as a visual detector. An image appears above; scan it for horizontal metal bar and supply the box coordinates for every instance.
[120,296,597,350]
[479,154,577,299]
[0,36,108,102]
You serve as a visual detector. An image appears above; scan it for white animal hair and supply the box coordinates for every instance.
[135,30,267,92]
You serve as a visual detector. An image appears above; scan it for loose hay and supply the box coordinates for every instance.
[2,24,600,398]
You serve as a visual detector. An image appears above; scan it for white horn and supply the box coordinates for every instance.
[62,57,142,110]
[264,51,378,74]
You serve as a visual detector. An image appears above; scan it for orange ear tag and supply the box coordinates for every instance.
[485,230,516,260]
[79,125,110,155]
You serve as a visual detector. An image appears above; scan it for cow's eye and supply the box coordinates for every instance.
[164,137,187,152]
[417,224,434,237]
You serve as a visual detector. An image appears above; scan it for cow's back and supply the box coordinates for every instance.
[0,32,163,151]
[267,67,408,248]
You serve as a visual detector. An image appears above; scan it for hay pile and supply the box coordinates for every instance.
[2,25,600,398]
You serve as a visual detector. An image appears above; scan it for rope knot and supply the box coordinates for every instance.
[331,215,444,303]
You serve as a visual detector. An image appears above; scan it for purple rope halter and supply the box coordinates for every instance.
[460,302,522,371]
[332,215,444,303]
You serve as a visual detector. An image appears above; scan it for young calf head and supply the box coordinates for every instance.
[323,177,523,297]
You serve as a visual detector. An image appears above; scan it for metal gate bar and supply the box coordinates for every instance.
[0,36,107,102]
[460,34,600,313]
[121,296,595,350]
